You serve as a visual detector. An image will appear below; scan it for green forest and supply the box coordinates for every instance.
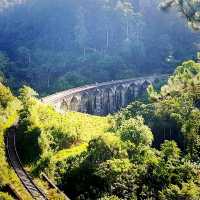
[0,0,200,95]
[1,0,200,200]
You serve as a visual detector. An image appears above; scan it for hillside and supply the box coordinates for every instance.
[1,60,200,199]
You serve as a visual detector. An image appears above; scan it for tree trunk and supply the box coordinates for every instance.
[106,30,109,49]
[126,19,129,40]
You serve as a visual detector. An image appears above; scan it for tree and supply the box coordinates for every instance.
[118,116,154,146]
[17,46,31,66]
[0,83,14,108]
[18,85,38,102]
[99,195,121,200]
[0,192,13,200]
[160,140,180,161]
[159,182,200,200]
[116,0,134,40]
[160,0,200,30]
[0,52,10,83]
[74,6,88,55]
[95,159,138,199]
[87,135,128,165]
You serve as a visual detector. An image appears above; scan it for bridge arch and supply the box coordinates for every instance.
[92,89,103,115]
[125,83,137,105]
[69,96,79,111]
[60,99,69,112]
[103,88,115,115]
[80,92,92,114]
[139,80,151,97]
[115,85,124,110]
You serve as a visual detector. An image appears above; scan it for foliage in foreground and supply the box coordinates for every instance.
[14,61,200,199]
[58,60,200,199]
[160,0,200,30]
[0,83,32,199]
[2,60,200,199]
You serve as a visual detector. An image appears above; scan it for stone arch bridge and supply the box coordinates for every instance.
[42,75,168,115]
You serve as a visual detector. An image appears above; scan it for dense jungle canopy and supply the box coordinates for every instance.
[0,0,200,95]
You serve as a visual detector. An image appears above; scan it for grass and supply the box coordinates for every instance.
[53,143,88,162]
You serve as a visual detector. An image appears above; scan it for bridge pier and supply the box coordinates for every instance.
[42,75,168,115]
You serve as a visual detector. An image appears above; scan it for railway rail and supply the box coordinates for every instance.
[2,184,23,200]
[41,173,70,200]
[6,127,48,200]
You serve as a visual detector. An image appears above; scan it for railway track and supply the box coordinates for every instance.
[6,127,48,200]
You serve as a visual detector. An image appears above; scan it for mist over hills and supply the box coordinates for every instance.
[0,0,199,94]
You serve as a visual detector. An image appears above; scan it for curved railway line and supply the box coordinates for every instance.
[6,127,48,200]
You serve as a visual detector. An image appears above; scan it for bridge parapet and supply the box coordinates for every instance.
[42,75,168,115]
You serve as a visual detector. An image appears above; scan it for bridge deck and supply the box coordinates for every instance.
[42,74,168,104]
